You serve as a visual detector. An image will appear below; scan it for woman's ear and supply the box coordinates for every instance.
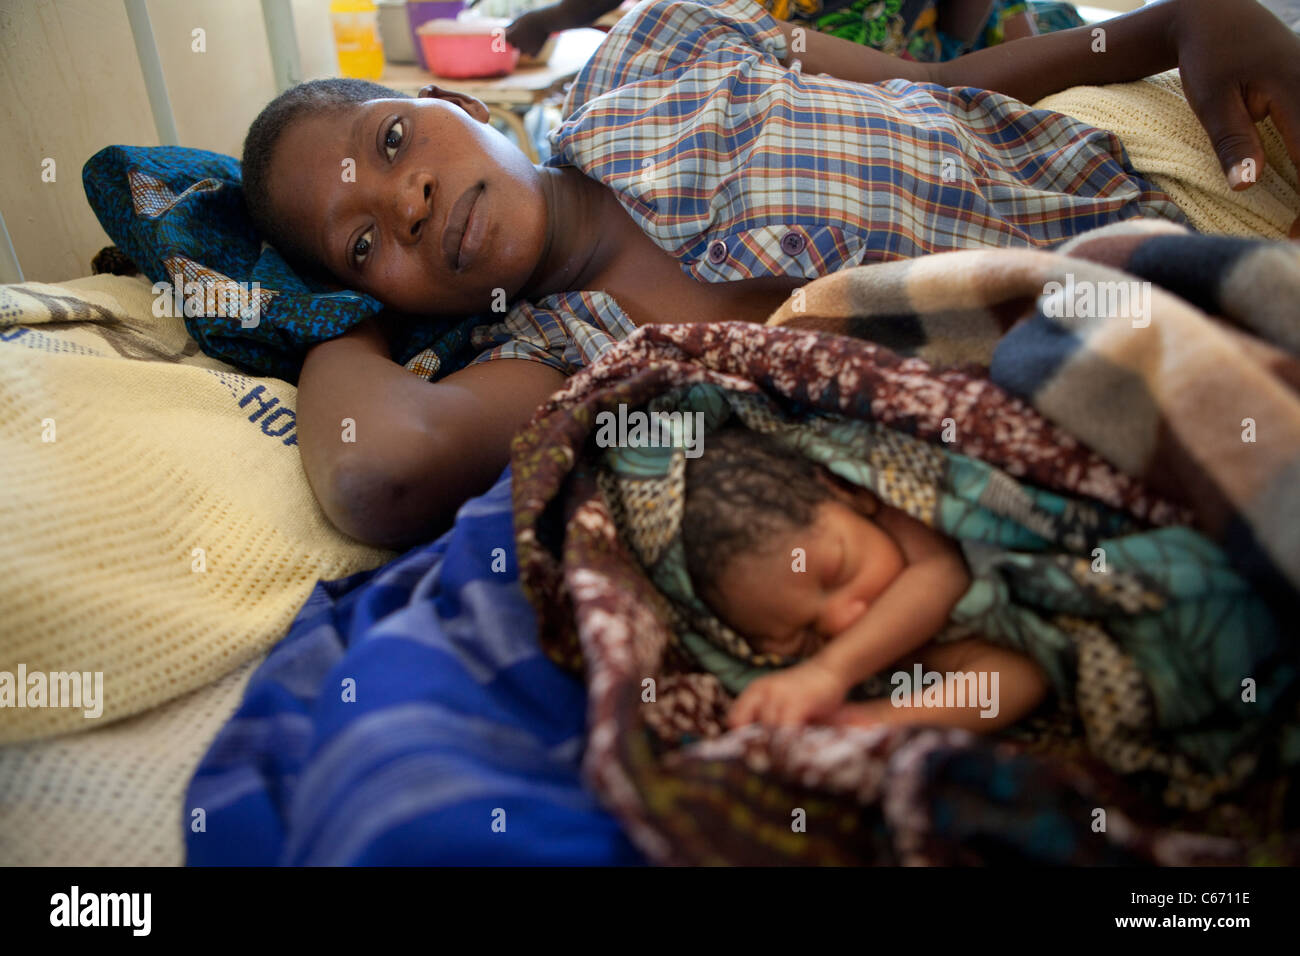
[417,84,490,123]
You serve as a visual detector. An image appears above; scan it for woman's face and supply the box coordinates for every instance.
[266,87,549,316]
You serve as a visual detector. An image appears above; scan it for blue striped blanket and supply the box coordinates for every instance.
[184,469,642,865]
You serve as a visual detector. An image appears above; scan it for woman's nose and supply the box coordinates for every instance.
[394,177,434,244]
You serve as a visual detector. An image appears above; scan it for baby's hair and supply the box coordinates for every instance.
[681,424,835,608]
[241,77,411,280]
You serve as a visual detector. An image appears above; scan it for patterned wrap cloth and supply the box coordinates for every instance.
[510,219,1300,865]
[766,0,1053,61]
[597,383,1287,785]
[81,145,482,384]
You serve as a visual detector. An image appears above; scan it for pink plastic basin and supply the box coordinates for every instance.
[406,0,465,71]
[416,18,519,79]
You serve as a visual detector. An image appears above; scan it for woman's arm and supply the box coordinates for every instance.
[771,17,936,84]
[774,0,1300,203]
[296,317,566,549]
[505,0,623,56]
[772,1,1179,94]
[932,0,1179,105]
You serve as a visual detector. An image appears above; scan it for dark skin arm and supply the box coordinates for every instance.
[296,315,565,549]
[505,0,624,57]
[508,0,1018,57]
[776,2,1179,96]
[775,0,1300,232]
[307,0,1300,550]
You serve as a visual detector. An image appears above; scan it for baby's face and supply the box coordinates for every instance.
[266,89,549,316]
[710,499,905,657]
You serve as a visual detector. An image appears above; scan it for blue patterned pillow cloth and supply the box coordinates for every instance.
[82,145,480,384]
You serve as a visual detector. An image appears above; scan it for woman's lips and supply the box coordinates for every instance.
[457,188,488,272]
[442,182,485,272]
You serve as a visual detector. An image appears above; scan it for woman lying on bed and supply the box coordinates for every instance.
[238,0,1300,550]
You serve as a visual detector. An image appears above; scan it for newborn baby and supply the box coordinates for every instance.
[682,426,1049,732]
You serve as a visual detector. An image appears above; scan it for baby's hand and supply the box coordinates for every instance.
[728,660,850,728]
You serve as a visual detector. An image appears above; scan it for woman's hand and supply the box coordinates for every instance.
[929,0,1299,230]
[506,6,563,58]
[1172,0,1300,233]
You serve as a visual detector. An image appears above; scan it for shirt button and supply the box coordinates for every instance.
[707,239,728,264]
[780,231,806,256]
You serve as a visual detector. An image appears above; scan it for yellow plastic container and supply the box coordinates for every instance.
[331,0,386,80]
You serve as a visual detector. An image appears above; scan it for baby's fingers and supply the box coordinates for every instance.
[728,686,765,728]
[771,694,810,727]
[756,693,785,727]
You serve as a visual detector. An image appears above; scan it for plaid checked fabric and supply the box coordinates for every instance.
[467,0,1187,375]
[465,290,638,376]
[83,146,482,384]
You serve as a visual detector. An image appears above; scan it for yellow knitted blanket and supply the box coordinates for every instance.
[0,654,261,864]
[0,274,396,743]
[1034,71,1299,239]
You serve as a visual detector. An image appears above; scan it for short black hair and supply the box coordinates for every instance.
[681,424,834,608]
[241,78,410,282]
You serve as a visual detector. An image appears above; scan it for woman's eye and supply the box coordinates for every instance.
[352,228,373,266]
[384,120,405,160]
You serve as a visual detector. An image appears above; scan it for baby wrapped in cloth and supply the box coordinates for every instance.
[510,219,1300,863]
[595,382,1293,807]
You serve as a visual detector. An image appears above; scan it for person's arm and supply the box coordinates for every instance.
[774,0,1300,212]
[827,637,1050,732]
[296,316,566,549]
[770,17,936,84]
[551,0,624,28]
[933,0,1180,105]
[505,0,623,56]
[770,1,1181,95]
